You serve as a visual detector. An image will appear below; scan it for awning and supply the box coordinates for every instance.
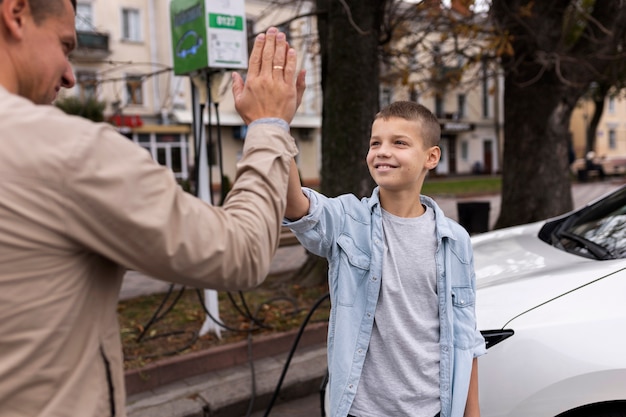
[172,109,320,128]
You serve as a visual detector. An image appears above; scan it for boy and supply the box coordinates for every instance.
[284,101,486,417]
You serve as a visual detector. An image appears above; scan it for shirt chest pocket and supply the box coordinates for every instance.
[336,234,371,307]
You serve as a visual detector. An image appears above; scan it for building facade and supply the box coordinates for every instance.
[65,0,322,191]
[570,95,626,175]
[64,0,503,192]
[380,1,504,177]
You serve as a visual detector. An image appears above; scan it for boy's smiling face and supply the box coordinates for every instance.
[366,116,440,194]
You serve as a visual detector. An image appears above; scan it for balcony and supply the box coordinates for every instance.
[71,31,111,61]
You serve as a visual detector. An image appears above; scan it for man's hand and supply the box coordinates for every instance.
[232,27,306,125]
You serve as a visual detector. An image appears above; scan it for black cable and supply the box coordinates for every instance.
[214,101,227,206]
[136,284,185,343]
[227,291,272,330]
[205,73,214,206]
[190,80,203,196]
[262,292,330,417]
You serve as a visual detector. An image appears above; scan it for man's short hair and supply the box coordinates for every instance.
[0,0,78,24]
[375,101,441,148]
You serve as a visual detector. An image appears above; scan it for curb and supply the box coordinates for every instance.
[126,322,328,417]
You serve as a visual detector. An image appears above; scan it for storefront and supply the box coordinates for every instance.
[111,114,192,183]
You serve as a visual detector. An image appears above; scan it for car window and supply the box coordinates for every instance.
[552,186,626,260]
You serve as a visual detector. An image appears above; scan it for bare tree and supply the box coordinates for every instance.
[314,0,387,198]
[263,0,626,230]
[491,0,626,228]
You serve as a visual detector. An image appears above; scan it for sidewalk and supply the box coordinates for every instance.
[123,179,624,417]
[126,327,328,417]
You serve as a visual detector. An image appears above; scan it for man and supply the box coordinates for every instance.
[0,0,305,416]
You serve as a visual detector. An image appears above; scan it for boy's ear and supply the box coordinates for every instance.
[425,146,441,170]
[2,0,29,40]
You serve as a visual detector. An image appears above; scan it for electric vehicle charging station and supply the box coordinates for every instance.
[170,0,248,338]
[170,0,248,75]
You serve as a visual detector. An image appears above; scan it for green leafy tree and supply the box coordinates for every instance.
[55,96,107,123]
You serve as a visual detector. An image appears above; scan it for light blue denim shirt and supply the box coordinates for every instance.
[284,187,486,417]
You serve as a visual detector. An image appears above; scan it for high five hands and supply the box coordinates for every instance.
[232,27,306,125]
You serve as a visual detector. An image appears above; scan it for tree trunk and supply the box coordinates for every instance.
[315,0,386,198]
[492,0,626,229]
[586,83,609,154]
[495,76,574,228]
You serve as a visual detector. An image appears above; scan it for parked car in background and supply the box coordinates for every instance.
[474,185,626,417]
[571,153,626,178]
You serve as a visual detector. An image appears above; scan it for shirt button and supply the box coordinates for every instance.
[442,384,449,391]
[372,277,378,281]
[358,349,363,354]
[367,313,372,318]
[442,346,449,353]
[349,384,354,390]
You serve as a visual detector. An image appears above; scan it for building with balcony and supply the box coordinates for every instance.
[380,1,503,176]
[63,0,322,190]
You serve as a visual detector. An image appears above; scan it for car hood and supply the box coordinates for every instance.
[472,221,625,329]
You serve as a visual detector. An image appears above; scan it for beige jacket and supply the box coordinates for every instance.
[0,86,297,417]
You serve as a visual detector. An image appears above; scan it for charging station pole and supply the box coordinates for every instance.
[170,0,248,338]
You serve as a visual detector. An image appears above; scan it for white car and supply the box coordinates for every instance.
[474,184,626,417]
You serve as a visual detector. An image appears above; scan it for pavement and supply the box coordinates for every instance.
[123,179,625,417]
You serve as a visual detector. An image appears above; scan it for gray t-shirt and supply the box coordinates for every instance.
[349,205,440,417]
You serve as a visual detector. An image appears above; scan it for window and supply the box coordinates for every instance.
[126,133,190,181]
[609,129,617,149]
[608,97,615,113]
[380,87,392,108]
[456,53,465,68]
[76,2,93,31]
[457,94,466,119]
[76,71,97,100]
[121,8,141,42]
[435,94,444,118]
[461,141,468,161]
[432,45,442,67]
[125,74,143,105]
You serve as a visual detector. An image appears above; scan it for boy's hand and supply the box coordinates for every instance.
[232,27,306,124]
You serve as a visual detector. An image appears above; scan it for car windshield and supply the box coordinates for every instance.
[551,186,626,260]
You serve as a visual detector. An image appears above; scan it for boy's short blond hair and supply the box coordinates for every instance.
[375,101,441,148]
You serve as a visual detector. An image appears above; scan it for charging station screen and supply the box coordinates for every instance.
[170,0,248,75]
